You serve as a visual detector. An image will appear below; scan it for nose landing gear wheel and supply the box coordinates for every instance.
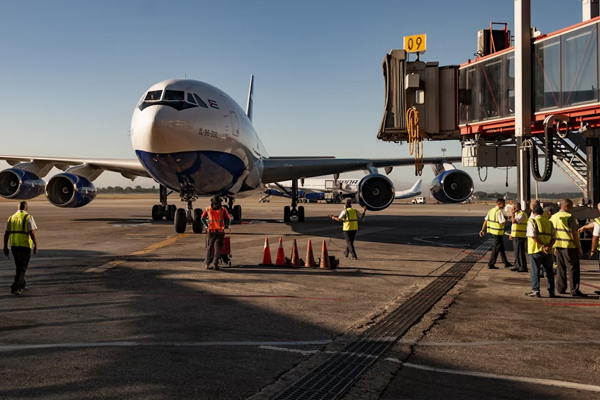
[174,208,187,233]
[284,206,291,222]
[298,206,305,222]
[192,209,204,233]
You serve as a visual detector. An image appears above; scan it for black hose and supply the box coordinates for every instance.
[531,126,553,182]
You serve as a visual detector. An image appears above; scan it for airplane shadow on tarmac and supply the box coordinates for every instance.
[0,252,588,399]
[2,223,592,400]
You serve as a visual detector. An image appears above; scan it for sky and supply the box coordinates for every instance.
[0,0,588,194]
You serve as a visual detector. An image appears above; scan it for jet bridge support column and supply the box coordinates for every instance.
[515,0,532,208]
[586,136,600,205]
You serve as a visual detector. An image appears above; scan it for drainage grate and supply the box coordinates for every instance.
[272,239,492,400]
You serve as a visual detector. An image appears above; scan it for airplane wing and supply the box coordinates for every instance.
[0,155,150,180]
[261,156,461,183]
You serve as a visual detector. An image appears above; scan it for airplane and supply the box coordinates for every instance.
[261,178,422,203]
[0,76,474,233]
[394,179,422,200]
[261,178,360,203]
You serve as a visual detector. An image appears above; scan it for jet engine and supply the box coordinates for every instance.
[430,169,474,203]
[46,173,97,208]
[0,168,46,200]
[357,174,395,211]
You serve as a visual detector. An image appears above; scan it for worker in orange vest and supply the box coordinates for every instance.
[201,196,231,270]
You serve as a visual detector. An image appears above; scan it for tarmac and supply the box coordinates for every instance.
[0,196,599,400]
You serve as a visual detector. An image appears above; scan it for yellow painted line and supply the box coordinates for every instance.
[86,233,191,273]
[130,233,191,256]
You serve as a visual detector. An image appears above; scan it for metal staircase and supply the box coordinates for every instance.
[534,131,587,194]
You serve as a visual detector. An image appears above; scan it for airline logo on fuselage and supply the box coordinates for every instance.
[208,99,219,109]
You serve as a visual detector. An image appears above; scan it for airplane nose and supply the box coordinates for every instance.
[132,105,192,153]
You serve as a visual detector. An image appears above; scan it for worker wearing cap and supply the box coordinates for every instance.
[509,202,528,272]
[329,200,367,260]
[3,201,38,295]
[201,196,231,270]
[550,199,586,297]
[480,198,512,269]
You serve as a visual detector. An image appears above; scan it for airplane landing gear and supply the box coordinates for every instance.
[225,197,242,222]
[283,179,304,223]
[174,187,203,234]
[152,185,176,221]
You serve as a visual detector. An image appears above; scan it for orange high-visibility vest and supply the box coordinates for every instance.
[207,208,225,231]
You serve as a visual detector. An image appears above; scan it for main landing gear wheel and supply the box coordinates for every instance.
[284,206,291,222]
[192,209,204,234]
[175,208,187,233]
[151,204,164,220]
[166,205,176,220]
[298,206,305,222]
[233,205,242,221]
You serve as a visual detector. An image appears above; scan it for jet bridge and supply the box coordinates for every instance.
[378,10,600,204]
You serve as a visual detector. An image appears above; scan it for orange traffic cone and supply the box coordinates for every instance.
[305,239,316,268]
[275,237,287,266]
[319,240,331,269]
[259,238,272,266]
[290,239,300,267]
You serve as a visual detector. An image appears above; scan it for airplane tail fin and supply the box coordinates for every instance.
[246,75,254,122]
[410,179,422,193]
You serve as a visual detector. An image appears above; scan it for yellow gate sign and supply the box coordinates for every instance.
[404,34,427,54]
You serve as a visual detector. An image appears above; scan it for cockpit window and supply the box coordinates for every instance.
[145,90,162,101]
[187,93,197,104]
[193,93,208,108]
[163,90,184,101]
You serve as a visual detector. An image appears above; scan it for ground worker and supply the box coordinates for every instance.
[550,199,586,297]
[329,199,367,260]
[529,199,549,219]
[509,202,528,273]
[525,204,556,298]
[201,196,231,270]
[3,201,38,295]
[578,203,600,294]
[480,198,512,269]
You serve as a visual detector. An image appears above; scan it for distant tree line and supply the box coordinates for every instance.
[472,191,583,200]
[97,186,159,194]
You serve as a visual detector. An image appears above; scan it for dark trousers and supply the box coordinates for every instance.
[11,246,31,291]
[205,232,225,267]
[513,237,528,271]
[529,252,555,293]
[343,230,357,258]
[555,247,580,293]
[489,234,509,267]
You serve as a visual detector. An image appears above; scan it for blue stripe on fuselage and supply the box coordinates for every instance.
[136,150,246,194]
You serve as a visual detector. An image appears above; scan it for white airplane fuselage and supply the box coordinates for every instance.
[131,79,266,197]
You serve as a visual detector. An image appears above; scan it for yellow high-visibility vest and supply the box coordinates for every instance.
[486,208,504,236]
[528,216,553,254]
[594,217,600,250]
[510,211,528,238]
[550,210,576,249]
[343,208,358,231]
[6,211,33,248]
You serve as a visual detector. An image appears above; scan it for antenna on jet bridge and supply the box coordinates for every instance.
[246,74,254,122]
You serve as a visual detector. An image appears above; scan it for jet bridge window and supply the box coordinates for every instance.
[193,93,209,108]
[163,90,185,101]
[145,90,162,101]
